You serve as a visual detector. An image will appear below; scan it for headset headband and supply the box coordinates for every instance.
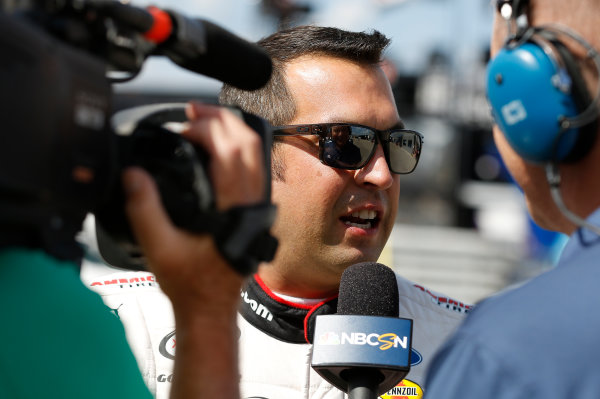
[496,0,530,42]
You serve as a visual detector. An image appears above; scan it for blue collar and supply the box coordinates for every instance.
[558,207,600,264]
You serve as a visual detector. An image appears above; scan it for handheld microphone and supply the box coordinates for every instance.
[311,262,413,399]
[140,6,272,91]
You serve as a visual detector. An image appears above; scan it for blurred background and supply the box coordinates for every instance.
[111,0,568,304]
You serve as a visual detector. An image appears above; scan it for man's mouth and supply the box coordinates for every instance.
[341,209,379,229]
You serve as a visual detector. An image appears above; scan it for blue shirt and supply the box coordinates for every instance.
[424,208,600,399]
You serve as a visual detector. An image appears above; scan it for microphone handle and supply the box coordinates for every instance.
[345,369,380,399]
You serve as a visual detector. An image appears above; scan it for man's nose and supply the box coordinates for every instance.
[354,143,394,190]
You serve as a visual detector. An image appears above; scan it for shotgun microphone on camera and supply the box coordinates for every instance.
[132,6,272,91]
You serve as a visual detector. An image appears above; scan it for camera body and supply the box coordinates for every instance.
[0,2,276,272]
[0,9,113,260]
[95,103,274,271]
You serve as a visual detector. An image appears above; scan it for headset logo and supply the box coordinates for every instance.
[501,99,528,126]
[317,332,408,350]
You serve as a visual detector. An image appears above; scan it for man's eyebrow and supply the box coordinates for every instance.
[389,121,405,130]
[328,120,406,130]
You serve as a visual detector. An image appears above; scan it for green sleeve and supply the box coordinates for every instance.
[0,249,153,399]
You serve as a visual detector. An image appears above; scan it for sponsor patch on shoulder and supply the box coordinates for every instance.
[380,379,423,399]
[159,330,176,359]
[89,274,158,289]
[413,284,473,314]
[410,348,422,366]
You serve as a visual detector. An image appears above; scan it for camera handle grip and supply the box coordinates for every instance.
[203,202,278,276]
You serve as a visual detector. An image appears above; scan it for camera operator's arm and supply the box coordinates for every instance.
[123,103,266,399]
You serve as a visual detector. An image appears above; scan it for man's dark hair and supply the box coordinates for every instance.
[219,25,391,179]
[219,25,390,125]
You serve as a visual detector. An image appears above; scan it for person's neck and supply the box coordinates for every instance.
[270,291,328,305]
[554,159,600,234]
[256,266,339,300]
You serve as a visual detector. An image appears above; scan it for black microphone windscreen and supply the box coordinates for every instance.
[182,19,272,91]
[337,262,399,317]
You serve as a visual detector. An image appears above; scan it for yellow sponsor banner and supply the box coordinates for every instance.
[380,379,423,399]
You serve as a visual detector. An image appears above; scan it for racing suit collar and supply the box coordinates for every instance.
[239,275,338,344]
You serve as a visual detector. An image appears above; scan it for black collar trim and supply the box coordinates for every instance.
[239,275,338,344]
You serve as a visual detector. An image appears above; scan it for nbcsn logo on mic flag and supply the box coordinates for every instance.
[316,331,408,350]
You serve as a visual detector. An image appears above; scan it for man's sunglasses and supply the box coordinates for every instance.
[272,123,423,174]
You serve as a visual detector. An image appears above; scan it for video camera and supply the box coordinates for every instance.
[0,0,276,275]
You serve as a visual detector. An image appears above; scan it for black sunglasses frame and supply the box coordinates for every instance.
[272,123,424,174]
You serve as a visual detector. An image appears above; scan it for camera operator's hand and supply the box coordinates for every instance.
[121,102,267,399]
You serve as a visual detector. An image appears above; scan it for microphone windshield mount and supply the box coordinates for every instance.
[337,262,400,317]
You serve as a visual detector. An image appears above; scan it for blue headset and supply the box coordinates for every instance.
[487,0,600,163]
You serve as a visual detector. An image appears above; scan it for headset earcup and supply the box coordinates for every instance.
[487,40,586,162]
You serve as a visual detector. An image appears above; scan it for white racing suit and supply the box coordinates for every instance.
[82,263,471,399]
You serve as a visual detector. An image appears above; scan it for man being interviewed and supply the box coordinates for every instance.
[85,25,470,399]
[221,25,469,398]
